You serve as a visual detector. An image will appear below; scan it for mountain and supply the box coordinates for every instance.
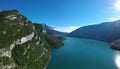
[42,24,68,36]
[69,20,120,42]
[0,10,63,69]
[34,24,64,48]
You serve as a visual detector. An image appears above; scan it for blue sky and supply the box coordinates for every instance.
[1,0,120,32]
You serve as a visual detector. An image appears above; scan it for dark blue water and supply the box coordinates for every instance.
[47,37,120,69]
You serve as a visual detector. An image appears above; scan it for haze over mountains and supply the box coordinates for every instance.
[43,24,69,36]
[69,20,120,42]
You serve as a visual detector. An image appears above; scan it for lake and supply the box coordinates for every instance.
[47,37,120,69]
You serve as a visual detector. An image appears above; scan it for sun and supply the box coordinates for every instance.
[115,0,120,11]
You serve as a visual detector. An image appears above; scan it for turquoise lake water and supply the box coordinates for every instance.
[47,37,120,69]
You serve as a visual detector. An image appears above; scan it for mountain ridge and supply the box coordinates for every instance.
[69,20,120,42]
[42,24,69,36]
[0,10,63,69]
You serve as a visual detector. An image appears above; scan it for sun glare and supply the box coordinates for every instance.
[115,54,120,69]
[115,0,120,11]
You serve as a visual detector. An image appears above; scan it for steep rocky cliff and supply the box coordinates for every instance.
[0,10,63,69]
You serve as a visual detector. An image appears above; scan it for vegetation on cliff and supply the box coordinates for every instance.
[0,10,63,69]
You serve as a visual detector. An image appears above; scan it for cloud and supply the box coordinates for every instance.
[55,26,80,33]
[108,16,120,21]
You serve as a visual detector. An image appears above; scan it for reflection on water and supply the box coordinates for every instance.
[115,51,120,69]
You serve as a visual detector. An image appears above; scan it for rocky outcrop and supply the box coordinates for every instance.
[0,32,35,58]
[110,40,120,50]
